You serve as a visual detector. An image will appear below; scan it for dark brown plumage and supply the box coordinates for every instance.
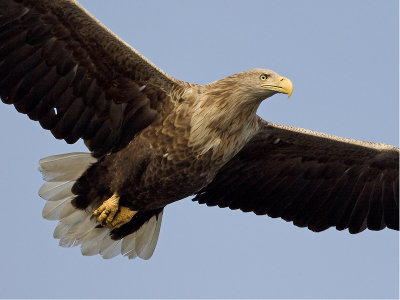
[195,121,399,233]
[0,0,398,260]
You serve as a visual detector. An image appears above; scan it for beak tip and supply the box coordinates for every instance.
[279,76,293,98]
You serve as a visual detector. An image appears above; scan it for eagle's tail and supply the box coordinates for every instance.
[38,152,163,260]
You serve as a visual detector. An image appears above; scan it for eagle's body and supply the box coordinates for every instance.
[76,74,264,212]
[0,0,398,259]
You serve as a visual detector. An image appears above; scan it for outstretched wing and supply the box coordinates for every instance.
[0,0,184,157]
[195,119,399,234]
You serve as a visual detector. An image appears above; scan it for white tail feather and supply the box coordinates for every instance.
[59,201,77,219]
[102,240,122,259]
[122,212,163,260]
[81,228,109,256]
[42,196,74,220]
[53,222,72,239]
[38,152,163,260]
[63,214,96,239]
[39,152,97,182]
[121,232,137,255]
[60,209,87,227]
[39,181,75,201]
[140,211,164,259]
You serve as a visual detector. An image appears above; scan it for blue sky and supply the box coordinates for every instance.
[0,0,398,298]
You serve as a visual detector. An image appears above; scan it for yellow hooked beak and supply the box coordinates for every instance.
[261,76,293,98]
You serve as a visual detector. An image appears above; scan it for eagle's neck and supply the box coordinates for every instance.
[187,84,261,162]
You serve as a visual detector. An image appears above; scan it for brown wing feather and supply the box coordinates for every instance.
[195,119,399,233]
[0,0,184,156]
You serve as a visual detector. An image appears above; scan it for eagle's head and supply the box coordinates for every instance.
[235,68,293,101]
[206,68,293,105]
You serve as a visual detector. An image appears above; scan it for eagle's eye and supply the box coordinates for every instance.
[260,74,269,81]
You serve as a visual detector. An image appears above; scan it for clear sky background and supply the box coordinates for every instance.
[0,0,398,298]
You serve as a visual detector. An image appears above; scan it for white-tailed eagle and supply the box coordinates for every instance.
[0,0,398,259]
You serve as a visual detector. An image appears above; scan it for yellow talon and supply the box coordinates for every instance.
[93,193,120,223]
[93,194,137,229]
[108,206,137,229]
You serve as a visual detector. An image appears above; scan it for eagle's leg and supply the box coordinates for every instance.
[93,193,137,229]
